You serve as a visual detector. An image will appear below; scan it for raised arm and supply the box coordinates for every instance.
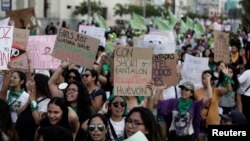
[218,67,233,95]
[0,67,12,101]
[48,59,70,97]
[68,107,80,141]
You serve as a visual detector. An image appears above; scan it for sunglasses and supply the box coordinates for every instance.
[112,102,126,108]
[88,124,105,132]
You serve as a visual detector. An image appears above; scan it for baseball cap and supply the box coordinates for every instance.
[179,81,195,92]
[220,111,247,125]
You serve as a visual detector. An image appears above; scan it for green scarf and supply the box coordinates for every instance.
[221,74,234,97]
[178,98,192,116]
[7,88,24,106]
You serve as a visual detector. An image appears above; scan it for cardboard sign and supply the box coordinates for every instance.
[114,47,152,96]
[26,35,61,69]
[51,27,100,69]
[10,28,29,68]
[181,54,209,86]
[141,31,176,54]
[214,31,230,64]
[0,26,14,70]
[6,7,37,28]
[78,25,106,47]
[153,54,178,86]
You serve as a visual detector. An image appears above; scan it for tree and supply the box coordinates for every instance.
[113,3,168,18]
[72,1,103,17]
[240,0,250,32]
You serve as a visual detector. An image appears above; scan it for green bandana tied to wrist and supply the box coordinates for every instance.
[178,98,192,116]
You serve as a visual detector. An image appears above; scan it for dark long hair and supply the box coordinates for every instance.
[124,107,161,141]
[87,113,110,141]
[64,69,82,83]
[47,97,70,129]
[12,71,27,91]
[0,99,12,134]
[65,81,93,124]
[37,125,73,141]
[34,73,51,98]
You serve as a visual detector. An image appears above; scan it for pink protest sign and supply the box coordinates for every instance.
[0,26,14,70]
[26,35,61,69]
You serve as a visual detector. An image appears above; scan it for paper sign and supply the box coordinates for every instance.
[26,35,61,69]
[52,27,100,69]
[213,31,230,64]
[181,54,209,86]
[10,28,29,68]
[6,7,37,28]
[114,47,152,96]
[0,17,10,26]
[78,25,106,47]
[0,26,14,70]
[153,54,178,86]
[142,31,176,54]
[213,22,222,31]
[124,131,148,141]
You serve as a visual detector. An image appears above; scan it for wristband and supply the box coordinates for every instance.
[30,100,38,111]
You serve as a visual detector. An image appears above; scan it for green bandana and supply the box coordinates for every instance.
[221,74,234,97]
[178,98,192,116]
[7,88,24,107]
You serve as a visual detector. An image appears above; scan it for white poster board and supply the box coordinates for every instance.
[141,31,176,54]
[181,54,209,87]
[78,25,106,47]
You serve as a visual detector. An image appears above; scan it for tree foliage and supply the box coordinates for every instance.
[72,1,103,17]
[240,0,250,32]
[113,3,170,18]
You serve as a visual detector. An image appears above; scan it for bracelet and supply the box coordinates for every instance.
[30,100,38,111]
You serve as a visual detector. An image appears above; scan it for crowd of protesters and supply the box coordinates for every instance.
[0,17,250,141]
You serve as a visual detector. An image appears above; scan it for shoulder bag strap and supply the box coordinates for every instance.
[243,84,250,95]
[174,86,178,99]
[108,119,118,139]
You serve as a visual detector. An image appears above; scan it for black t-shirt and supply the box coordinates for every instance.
[89,88,107,103]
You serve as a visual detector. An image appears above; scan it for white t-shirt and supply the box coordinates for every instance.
[37,97,50,113]
[238,70,250,96]
[109,117,125,140]
[7,90,29,123]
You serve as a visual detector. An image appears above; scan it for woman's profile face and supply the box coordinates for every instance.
[47,104,63,125]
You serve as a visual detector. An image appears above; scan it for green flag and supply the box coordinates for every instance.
[129,12,147,31]
[180,20,188,33]
[167,10,177,28]
[194,20,206,35]
[156,17,171,31]
[186,16,193,30]
[97,16,109,30]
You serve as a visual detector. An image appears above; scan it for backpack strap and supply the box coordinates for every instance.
[108,118,118,139]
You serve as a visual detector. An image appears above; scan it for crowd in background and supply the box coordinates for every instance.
[0,17,250,141]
